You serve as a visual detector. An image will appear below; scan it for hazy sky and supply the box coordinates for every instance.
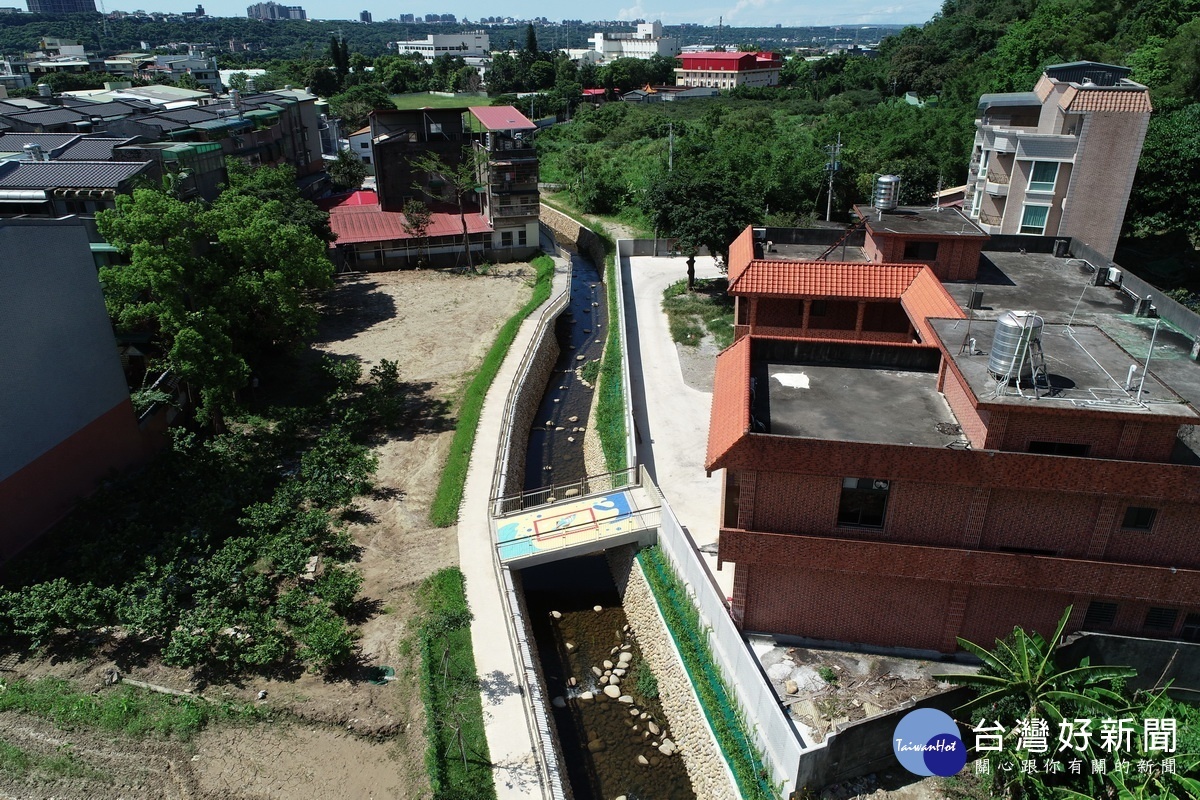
[152,0,937,29]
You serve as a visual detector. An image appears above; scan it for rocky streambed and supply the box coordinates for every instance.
[523,558,697,800]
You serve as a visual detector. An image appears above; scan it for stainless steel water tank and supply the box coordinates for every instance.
[874,174,901,211]
[988,311,1043,380]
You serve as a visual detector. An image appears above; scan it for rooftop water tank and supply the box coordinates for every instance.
[988,311,1043,381]
[37,83,51,97]
[874,174,901,211]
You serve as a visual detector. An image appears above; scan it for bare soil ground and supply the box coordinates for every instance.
[0,268,532,800]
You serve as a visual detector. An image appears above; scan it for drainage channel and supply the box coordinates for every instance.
[521,556,697,800]
[524,245,606,492]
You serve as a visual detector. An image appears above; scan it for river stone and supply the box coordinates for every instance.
[592,666,602,677]
[648,721,660,736]
[550,610,562,619]
[568,677,577,687]
[629,707,640,716]
[603,660,613,669]
[617,652,633,664]
[661,737,675,751]
[593,605,603,612]
[603,685,621,698]
[620,643,632,651]
[658,743,674,756]
[610,646,619,655]
[587,739,605,753]
[609,676,620,686]
[565,642,575,652]
[651,756,662,766]
[785,679,798,695]
[639,712,649,721]
[636,755,649,766]
[552,696,566,708]
[579,692,593,701]
[618,695,633,703]
[612,668,626,677]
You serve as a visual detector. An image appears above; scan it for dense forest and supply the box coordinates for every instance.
[534,0,1200,283]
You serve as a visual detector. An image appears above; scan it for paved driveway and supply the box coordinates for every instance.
[621,254,734,597]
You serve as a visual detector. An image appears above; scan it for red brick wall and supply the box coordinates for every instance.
[0,398,150,561]
[1102,502,1199,568]
[861,232,983,281]
[941,368,989,447]
[978,489,1099,556]
[958,584,1074,646]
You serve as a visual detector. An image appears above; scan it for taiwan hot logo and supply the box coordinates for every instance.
[893,708,967,777]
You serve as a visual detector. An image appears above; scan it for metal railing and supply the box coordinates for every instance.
[986,170,1011,185]
[980,211,1002,226]
[492,204,540,218]
[492,466,641,516]
[496,505,662,563]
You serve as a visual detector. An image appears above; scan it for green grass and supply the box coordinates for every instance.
[580,358,601,385]
[429,253,556,526]
[0,740,109,783]
[415,568,495,800]
[390,92,489,110]
[662,278,735,349]
[638,546,778,800]
[0,676,265,741]
[540,191,655,239]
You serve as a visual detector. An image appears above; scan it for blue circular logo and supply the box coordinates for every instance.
[893,708,967,777]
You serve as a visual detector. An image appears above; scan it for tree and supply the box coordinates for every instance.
[401,199,433,266]
[410,149,484,272]
[96,166,334,426]
[524,22,538,55]
[328,149,367,190]
[225,158,335,243]
[329,35,350,86]
[647,164,755,289]
[329,82,392,130]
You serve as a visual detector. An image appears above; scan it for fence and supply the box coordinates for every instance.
[652,496,808,797]
[612,241,639,470]
[492,466,640,516]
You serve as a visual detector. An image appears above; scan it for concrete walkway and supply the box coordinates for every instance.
[621,254,734,598]
[457,248,571,800]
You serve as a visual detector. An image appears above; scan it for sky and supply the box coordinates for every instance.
[151,0,940,30]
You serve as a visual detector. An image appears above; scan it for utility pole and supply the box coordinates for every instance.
[824,132,841,222]
[668,122,673,171]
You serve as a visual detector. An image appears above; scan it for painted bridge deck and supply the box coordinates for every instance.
[493,483,661,566]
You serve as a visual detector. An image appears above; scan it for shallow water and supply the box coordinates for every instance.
[521,557,697,800]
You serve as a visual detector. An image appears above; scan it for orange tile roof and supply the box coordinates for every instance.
[730,259,923,298]
[706,335,752,472]
[1061,87,1152,113]
[727,225,755,285]
[900,268,967,342]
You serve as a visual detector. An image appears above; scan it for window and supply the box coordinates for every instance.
[1083,601,1118,630]
[1019,204,1050,234]
[979,150,990,178]
[517,228,527,246]
[500,231,513,247]
[1143,607,1178,633]
[837,477,890,528]
[1028,161,1058,193]
[971,188,983,217]
[361,156,370,165]
[359,142,369,149]
[1121,506,1157,531]
[903,241,939,261]
[1182,613,1200,643]
[1028,441,1091,457]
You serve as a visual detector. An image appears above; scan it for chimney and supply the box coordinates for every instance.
[22,143,46,161]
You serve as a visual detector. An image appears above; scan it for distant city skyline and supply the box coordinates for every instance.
[101,0,936,29]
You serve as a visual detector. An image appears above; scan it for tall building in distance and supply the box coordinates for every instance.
[25,0,97,13]
[246,1,305,20]
[388,31,489,57]
[359,9,370,22]
[966,61,1152,259]
[586,21,680,62]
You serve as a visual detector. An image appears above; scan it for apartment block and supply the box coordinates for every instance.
[674,51,783,90]
[709,224,1200,654]
[966,61,1151,259]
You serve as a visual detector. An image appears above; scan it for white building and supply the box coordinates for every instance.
[389,32,490,58]
[587,21,678,61]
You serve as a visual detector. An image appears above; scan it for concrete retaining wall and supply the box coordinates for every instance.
[607,545,740,800]
[500,326,561,498]
[1058,632,1200,697]
[540,205,607,269]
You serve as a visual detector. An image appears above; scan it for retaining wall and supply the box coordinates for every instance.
[608,545,740,800]
[540,205,607,269]
[500,327,561,498]
[1058,632,1200,697]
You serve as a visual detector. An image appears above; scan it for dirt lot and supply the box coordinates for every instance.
[0,268,533,800]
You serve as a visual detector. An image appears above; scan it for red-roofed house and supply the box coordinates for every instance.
[674,51,783,90]
[707,224,1200,654]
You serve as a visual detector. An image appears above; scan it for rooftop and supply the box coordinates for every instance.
[0,159,152,189]
[468,105,536,132]
[325,190,492,244]
[855,204,989,238]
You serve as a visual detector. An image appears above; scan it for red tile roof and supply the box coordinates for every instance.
[706,334,752,471]
[727,225,756,285]
[469,105,536,131]
[318,189,378,210]
[328,201,492,246]
[730,259,923,298]
[900,269,967,343]
[1060,86,1152,113]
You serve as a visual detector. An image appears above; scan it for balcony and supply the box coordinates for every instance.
[491,204,539,218]
[978,210,1002,233]
[985,172,1010,196]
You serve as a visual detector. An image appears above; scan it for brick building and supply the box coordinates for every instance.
[856,204,989,282]
[708,225,1200,653]
[965,61,1151,259]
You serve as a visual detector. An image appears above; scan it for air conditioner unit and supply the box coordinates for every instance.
[1107,267,1122,286]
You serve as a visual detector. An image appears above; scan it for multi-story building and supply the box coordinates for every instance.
[708,222,1200,654]
[327,105,538,269]
[0,217,151,561]
[587,21,679,62]
[966,61,1151,259]
[246,1,305,20]
[674,51,783,90]
[388,32,490,58]
[25,0,97,12]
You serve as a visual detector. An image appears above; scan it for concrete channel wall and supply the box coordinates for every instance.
[608,545,740,800]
